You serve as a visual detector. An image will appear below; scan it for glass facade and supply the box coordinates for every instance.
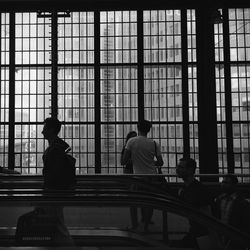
[215,8,250,181]
[0,6,249,179]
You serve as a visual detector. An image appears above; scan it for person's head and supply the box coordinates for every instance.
[137,120,152,136]
[221,174,238,194]
[125,131,137,143]
[176,157,197,180]
[42,117,62,140]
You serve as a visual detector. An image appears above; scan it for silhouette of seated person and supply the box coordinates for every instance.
[170,157,213,249]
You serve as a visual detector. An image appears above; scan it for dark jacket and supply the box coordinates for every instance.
[42,137,71,189]
[121,146,133,174]
[178,179,213,237]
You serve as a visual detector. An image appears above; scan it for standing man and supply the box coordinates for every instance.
[121,119,164,232]
[42,117,75,189]
[173,157,212,248]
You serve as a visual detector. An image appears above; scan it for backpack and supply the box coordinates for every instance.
[61,148,76,188]
[43,145,77,190]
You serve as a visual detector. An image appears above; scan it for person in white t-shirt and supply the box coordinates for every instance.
[121,120,163,232]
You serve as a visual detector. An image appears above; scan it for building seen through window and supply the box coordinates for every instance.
[0,8,249,181]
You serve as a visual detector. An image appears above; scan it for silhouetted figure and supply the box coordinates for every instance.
[171,157,212,249]
[42,117,76,190]
[121,120,164,232]
[121,131,137,174]
[15,117,74,246]
[214,174,250,249]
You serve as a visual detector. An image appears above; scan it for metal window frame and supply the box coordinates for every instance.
[3,3,249,176]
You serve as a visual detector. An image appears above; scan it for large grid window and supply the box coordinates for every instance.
[0,13,9,168]
[5,7,244,178]
[215,8,250,180]
[0,9,198,175]
[143,10,198,179]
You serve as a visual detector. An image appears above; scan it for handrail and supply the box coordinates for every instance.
[1,174,250,194]
[1,173,250,177]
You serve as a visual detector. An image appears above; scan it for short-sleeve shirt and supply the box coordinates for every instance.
[125,135,162,174]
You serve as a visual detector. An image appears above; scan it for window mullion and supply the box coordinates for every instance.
[181,8,190,157]
[94,10,101,173]
[222,8,234,173]
[51,11,58,118]
[137,10,144,121]
[8,12,15,170]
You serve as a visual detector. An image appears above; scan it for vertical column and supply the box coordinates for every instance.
[196,6,219,177]
[94,11,101,173]
[137,10,144,122]
[222,8,234,173]
[51,11,58,118]
[181,9,190,157]
[8,12,15,170]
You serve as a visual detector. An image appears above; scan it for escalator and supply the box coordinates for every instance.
[0,175,250,249]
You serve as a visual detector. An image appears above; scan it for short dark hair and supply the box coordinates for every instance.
[179,157,197,172]
[44,117,61,135]
[137,120,152,134]
[126,131,137,143]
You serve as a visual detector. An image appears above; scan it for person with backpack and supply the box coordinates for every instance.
[42,117,76,190]
[15,117,75,246]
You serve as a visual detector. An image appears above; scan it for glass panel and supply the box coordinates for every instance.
[15,12,51,65]
[143,10,181,63]
[187,9,197,62]
[1,13,9,65]
[0,14,9,168]
[61,124,95,174]
[100,66,138,122]
[58,12,94,64]
[144,65,182,122]
[58,67,95,122]
[15,68,51,123]
[100,11,137,64]
[15,124,45,174]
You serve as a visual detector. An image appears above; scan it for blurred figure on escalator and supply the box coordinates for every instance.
[170,157,213,249]
[214,174,250,249]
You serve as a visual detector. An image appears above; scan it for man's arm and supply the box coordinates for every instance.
[120,148,131,165]
[155,155,164,167]
[154,143,164,167]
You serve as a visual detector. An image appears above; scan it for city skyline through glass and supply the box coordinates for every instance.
[0,8,249,180]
